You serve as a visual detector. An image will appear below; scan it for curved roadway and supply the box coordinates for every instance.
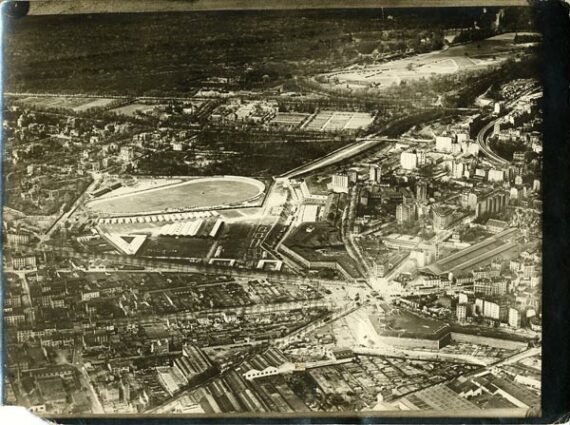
[476,117,510,167]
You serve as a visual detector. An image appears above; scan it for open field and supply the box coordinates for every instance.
[136,236,215,259]
[371,306,449,339]
[86,177,265,215]
[13,96,116,112]
[269,112,310,129]
[217,223,257,259]
[318,33,528,90]
[109,102,161,116]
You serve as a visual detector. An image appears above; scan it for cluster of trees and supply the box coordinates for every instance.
[135,130,348,178]
[513,33,542,44]
[352,29,444,57]
[5,8,488,96]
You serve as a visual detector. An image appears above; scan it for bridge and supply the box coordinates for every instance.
[476,117,510,167]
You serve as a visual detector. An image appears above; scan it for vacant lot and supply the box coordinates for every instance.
[371,306,449,339]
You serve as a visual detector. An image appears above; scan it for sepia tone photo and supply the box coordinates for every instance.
[1,0,543,418]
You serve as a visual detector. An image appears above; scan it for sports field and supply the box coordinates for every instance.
[302,111,375,132]
[14,96,116,112]
[318,32,526,90]
[86,176,265,214]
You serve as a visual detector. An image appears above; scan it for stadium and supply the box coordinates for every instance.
[85,176,266,217]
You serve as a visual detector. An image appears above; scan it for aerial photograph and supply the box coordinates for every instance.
[2,2,542,418]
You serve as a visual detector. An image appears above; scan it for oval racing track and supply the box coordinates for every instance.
[86,176,265,215]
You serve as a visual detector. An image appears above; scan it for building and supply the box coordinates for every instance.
[331,174,349,194]
[486,219,509,233]
[5,232,32,247]
[488,169,505,183]
[396,202,416,225]
[4,308,26,326]
[172,141,185,151]
[416,180,428,203]
[456,132,469,143]
[508,308,521,328]
[416,150,426,166]
[150,338,169,354]
[522,262,535,279]
[374,260,388,278]
[451,161,465,179]
[359,189,369,206]
[474,279,493,296]
[456,304,469,322]
[463,190,509,217]
[472,267,501,280]
[348,169,358,183]
[432,206,454,231]
[369,164,381,184]
[435,135,453,152]
[300,177,329,203]
[474,278,508,296]
[119,146,134,162]
[513,151,526,165]
[383,233,421,250]
[475,168,487,179]
[400,151,418,170]
[456,292,469,304]
[174,344,214,382]
[529,273,541,288]
[9,253,37,270]
[395,383,479,411]
[481,299,500,320]
[465,141,480,156]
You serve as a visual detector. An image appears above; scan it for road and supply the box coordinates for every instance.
[477,88,541,167]
[4,92,201,102]
[40,173,102,244]
[281,137,387,178]
[57,268,368,304]
[56,247,322,281]
[476,117,510,166]
[341,185,371,284]
[491,346,541,368]
[353,346,489,366]
[277,301,360,347]
[56,262,364,306]
[74,364,105,414]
